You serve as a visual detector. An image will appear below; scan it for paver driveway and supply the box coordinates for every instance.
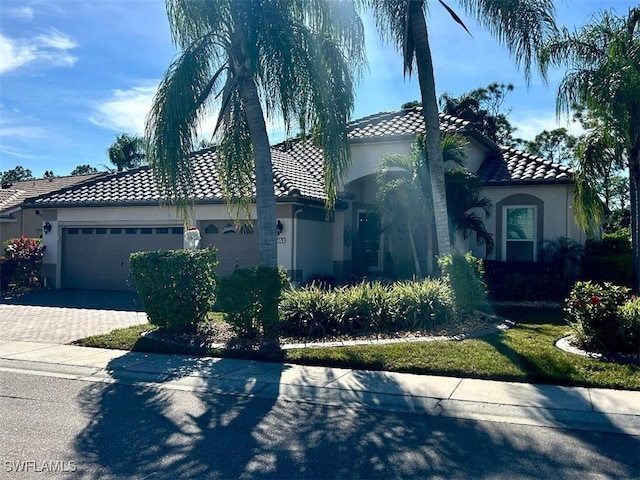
[0,290,148,344]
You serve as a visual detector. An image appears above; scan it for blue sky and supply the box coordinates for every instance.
[0,0,636,178]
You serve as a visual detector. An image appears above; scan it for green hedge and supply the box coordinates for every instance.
[438,252,487,314]
[130,248,217,332]
[216,266,290,342]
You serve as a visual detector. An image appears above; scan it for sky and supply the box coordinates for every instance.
[0,0,636,178]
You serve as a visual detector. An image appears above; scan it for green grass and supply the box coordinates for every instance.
[73,310,640,391]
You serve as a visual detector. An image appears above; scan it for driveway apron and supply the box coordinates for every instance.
[0,290,148,344]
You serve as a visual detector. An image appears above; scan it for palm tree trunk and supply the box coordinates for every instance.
[409,2,451,259]
[408,222,423,278]
[236,75,278,268]
[629,145,640,293]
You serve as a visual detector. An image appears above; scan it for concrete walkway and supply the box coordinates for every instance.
[1,340,639,437]
[1,290,639,437]
[0,290,147,343]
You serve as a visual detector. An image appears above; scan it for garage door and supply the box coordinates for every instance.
[200,221,260,276]
[62,226,183,290]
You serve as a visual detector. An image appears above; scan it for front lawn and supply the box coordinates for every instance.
[74,307,640,391]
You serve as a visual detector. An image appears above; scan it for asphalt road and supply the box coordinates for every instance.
[1,370,638,480]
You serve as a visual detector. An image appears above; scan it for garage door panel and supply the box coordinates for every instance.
[202,231,260,276]
[62,227,183,290]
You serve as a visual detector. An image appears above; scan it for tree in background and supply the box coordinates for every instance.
[107,133,147,172]
[1,166,35,183]
[439,82,517,145]
[522,127,577,165]
[146,0,365,268]
[542,7,640,291]
[366,0,557,263]
[70,165,99,176]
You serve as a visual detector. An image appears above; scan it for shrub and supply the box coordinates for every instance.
[389,279,455,331]
[1,256,17,291]
[2,236,45,287]
[565,281,631,354]
[280,284,337,338]
[617,297,640,354]
[216,266,289,342]
[582,235,631,286]
[438,252,487,314]
[334,282,393,333]
[130,248,217,332]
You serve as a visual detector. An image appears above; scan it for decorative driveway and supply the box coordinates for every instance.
[0,290,148,344]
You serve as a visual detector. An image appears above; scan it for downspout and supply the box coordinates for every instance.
[292,205,306,284]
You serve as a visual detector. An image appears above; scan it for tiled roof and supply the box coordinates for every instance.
[477,146,572,183]
[27,148,325,207]
[348,108,472,139]
[0,174,103,212]
[26,108,573,208]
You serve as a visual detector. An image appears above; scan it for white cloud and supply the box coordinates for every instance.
[0,35,37,73]
[89,83,159,135]
[6,6,35,21]
[91,82,286,142]
[511,112,584,141]
[0,29,77,74]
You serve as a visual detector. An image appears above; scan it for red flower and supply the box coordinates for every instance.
[591,295,600,305]
[573,300,581,308]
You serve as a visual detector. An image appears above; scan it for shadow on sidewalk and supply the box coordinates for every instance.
[70,340,639,478]
[1,289,144,311]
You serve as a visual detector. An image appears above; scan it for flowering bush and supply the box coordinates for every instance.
[565,281,632,354]
[2,236,46,288]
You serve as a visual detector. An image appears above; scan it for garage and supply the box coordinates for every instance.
[61,226,183,290]
[200,221,260,276]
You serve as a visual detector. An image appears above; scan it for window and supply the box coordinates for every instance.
[171,227,184,235]
[204,223,218,234]
[503,206,536,261]
[140,228,152,234]
[81,228,93,235]
[125,228,137,235]
[96,228,107,235]
[110,228,122,234]
[156,228,169,234]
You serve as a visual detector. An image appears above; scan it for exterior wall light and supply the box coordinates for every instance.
[43,221,52,235]
[276,220,283,236]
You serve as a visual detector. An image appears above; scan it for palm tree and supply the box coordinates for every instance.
[146,0,365,268]
[541,7,640,291]
[107,133,147,172]
[376,133,492,278]
[445,167,494,255]
[366,0,557,262]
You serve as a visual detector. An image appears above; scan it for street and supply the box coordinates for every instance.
[1,369,638,479]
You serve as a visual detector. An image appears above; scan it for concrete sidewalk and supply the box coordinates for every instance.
[1,340,639,437]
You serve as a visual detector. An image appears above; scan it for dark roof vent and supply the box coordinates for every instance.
[1,181,13,189]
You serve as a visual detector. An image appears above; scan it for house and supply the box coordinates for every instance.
[1,174,104,246]
[22,107,585,291]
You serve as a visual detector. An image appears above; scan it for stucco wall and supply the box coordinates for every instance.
[294,217,334,283]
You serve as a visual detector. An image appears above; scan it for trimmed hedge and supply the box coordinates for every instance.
[581,236,632,287]
[216,266,290,341]
[130,248,217,332]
